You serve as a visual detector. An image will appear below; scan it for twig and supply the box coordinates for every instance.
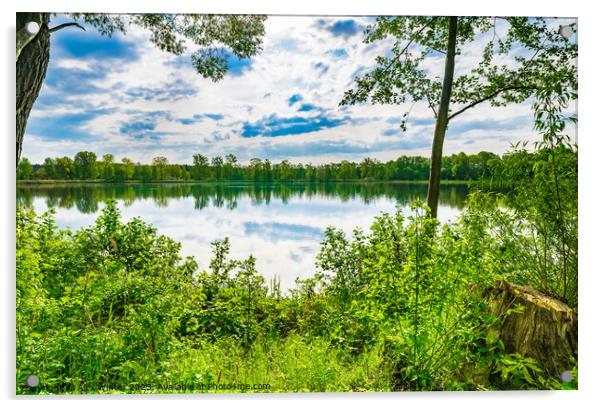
[48,22,86,33]
[448,85,534,121]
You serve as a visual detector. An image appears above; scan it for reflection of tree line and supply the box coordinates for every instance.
[17,182,470,213]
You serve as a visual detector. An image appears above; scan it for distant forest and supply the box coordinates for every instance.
[16,149,544,184]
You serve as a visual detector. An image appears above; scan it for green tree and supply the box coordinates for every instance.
[113,163,126,182]
[262,159,273,182]
[342,16,577,217]
[140,165,153,182]
[211,156,223,180]
[121,157,134,180]
[451,152,470,180]
[16,157,32,180]
[101,154,115,181]
[55,156,74,179]
[474,151,499,179]
[224,154,238,180]
[33,167,47,179]
[74,151,97,180]
[304,163,316,182]
[360,158,376,179]
[337,160,357,180]
[152,156,169,180]
[16,13,267,166]
[278,160,293,181]
[248,158,262,181]
[192,154,209,180]
[42,158,56,179]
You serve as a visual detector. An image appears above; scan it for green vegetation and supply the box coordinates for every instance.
[16,145,577,394]
[20,149,531,185]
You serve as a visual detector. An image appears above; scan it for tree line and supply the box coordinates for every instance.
[18,150,530,184]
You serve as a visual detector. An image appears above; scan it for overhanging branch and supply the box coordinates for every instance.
[48,22,86,33]
[447,85,535,121]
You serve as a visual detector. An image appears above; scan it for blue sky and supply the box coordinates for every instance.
[23,15,577,164]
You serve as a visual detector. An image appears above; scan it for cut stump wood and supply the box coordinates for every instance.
[485,280,577,378]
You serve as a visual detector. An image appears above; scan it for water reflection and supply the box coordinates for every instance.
[17,182,469,213]
[17,182,470,290]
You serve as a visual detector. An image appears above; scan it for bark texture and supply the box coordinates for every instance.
[16,12,51,167]
[486,280,577,378]
[426,16,457,219]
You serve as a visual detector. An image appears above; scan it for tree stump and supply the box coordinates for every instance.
[485,280,577,379]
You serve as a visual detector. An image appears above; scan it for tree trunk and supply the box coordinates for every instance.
[426,16,457,219]
[485,280,578,379]
[16,12,51,167]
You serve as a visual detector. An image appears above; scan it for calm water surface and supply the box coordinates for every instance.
[17,182,470,289]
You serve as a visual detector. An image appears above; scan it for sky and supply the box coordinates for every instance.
[23,15,577,165]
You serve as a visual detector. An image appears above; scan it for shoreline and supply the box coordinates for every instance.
[16,179,486,187]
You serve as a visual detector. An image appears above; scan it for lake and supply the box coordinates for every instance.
[17,182,470,290]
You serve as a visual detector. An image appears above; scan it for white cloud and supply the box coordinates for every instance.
[22,15,577,165]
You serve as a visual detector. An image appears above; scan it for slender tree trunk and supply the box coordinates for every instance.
[426,16,458,218]
[16,12,51,167]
